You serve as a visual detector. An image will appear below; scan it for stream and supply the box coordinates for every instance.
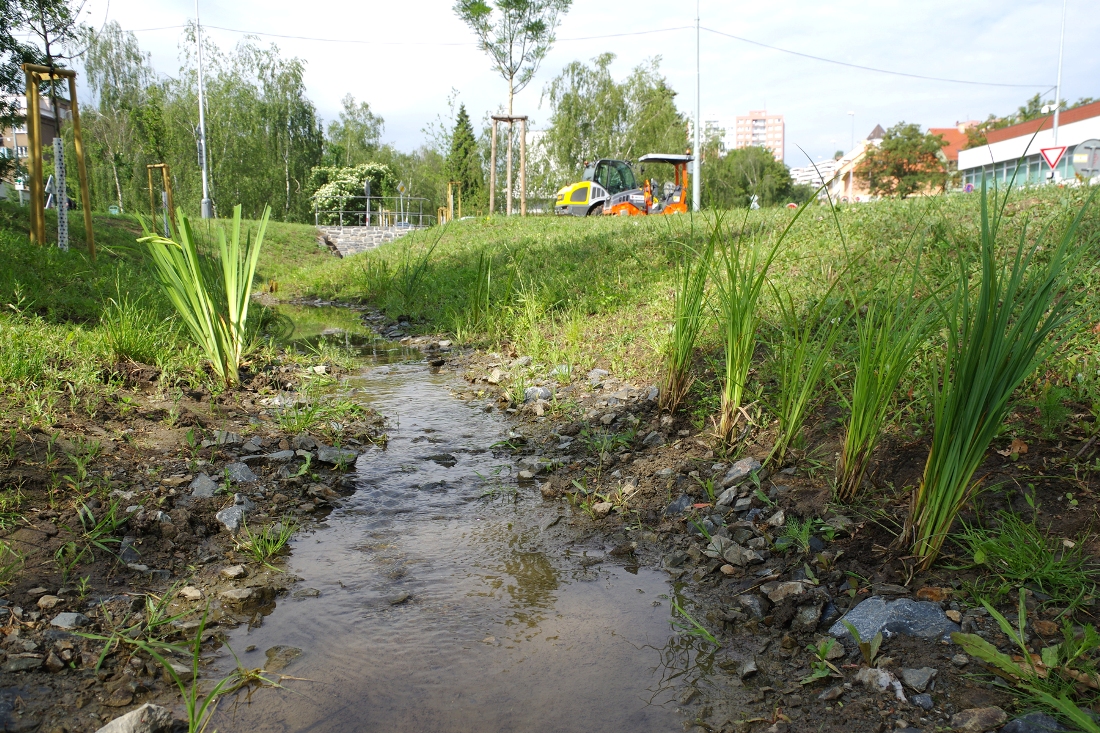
[209,308,696,733]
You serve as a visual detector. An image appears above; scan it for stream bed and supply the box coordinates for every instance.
[210,316,692,732]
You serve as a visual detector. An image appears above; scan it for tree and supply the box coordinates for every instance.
[0,0,45,178]
[447,103,484,212]
[855,122,947,198]
[965,93,1099,148]
[324,94,383,167]
[454,0,572,213]
[702,146,794,209]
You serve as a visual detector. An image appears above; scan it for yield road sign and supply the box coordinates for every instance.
[1041,146,1067,169]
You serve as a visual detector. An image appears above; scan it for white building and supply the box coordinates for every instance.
[958,100,1100,187]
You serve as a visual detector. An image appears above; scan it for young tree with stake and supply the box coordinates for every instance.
[453,0,571,215]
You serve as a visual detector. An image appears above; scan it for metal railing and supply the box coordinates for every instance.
[313,195,435,228]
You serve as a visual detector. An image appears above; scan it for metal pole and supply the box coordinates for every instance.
[1052,0,1067,147]
[196,0,213,218]
[692,0,701,212]
[67,76,95,259]
[848,111,855,151]
[489,120,497,215]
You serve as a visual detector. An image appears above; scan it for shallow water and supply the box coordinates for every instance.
[211,328,688,732]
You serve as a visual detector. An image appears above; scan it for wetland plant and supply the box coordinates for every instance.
[659,234,714,414]
[836,274,932,502]
[141,205,270,387]
[236,519,298,570]
[906,184,1091,569]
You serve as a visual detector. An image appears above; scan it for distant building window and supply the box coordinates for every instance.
[15,146,27,158]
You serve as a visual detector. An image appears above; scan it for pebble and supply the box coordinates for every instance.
[317,446,358,465]
[899,666,937,693]
[642,431,665,448]
[946,609,962,622]
[910,693,934,711]
[95,703,174,733]
[224,462,259,483]
[999,712,1068,732]
[818,685,844,701]
[738,657,758,679]
[829,595,959,643]
[219,588,254,604]
[721,457,762,487]
[51,612,91,629]
[592,501,613,518]
[178,586,204,600]
[189,473,219,498]
[221,565,248,580]
[517,470,535,480]
[264,645,303,672]
[915,586,951,602]
[761,580,806,603]
[36,595,60,610]
[663,495,693,516]
[950,706,1007,732]
[951,654,969,667]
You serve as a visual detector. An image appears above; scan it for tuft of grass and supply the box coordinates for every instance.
[956,511,1097,610]
[659,234,714,413]
[836,269,933,502]
[713,218,779,447]
[141,205,270,387]
[236,519,297,570]
[101,289,180,367]
[767,289,847,466]
[906,183,1092,569]
[781,516,813,554]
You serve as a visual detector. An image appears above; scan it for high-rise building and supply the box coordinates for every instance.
[733,110,784,162]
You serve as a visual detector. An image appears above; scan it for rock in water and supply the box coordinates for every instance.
[94,703,174,733]
[828,596,959,642]
[316,446,358,465]
[950,707,1007,732]
[264,645,303,672]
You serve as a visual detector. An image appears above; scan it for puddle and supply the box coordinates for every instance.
[211,315,690,732]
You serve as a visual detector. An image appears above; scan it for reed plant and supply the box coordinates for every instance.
[836,265,933,502]
[906,183,1091,569]
[713,221,782,446]
[767,288,847,466]
[659,235,714,413]
[141,205,270,387]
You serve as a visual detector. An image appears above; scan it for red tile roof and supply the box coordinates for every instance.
[984,100,1100,144]
[928,127,969,162]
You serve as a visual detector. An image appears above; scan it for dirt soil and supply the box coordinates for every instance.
[2,307,1097,733]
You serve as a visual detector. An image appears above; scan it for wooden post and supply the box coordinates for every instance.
[457,183,462,219]
[505,120,513,217]
[489,120,497,216]
[447,181,454,222]
[25,69,43,245]
[66,76,94,260]
[147,165,156,231]
[519,118,527,217]
[161,165,176,233]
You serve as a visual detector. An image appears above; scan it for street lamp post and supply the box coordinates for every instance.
[692,0,701,212]
[847,111,855,152]
[196,0,213,219]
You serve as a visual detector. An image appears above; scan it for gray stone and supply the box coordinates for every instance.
[664,494,693,516]
[264,645,303,672]
[900,666,938,693]
[819,685,844,701]
[587,368,609,385]
[999,712,1069,733]
[733,497,753,511]
[738,657,758,679]
[51,612,91,629]
[1,657,42,672]
[910,693,934,711]
[950,707,1007,732]
[292,435,318,450]
[721,457,762,487]
[645,386,659,401]
[715,486,739,507]
[119,536,141,564]
[316,446,358,465]
[219,588,254,604]
[213,430,243,445]
[223,462,258,483]
[763,581,807,603]
[791,601,824,633]
[524,386,552,402]
[735,594,769,620]
[511,356,533,368]
[642,431,665,448]
[215,494,256,533]
[264,450,296,462]
[704,537,763,567]
[189,473,219,498]
[654,467,674,479]
[221,565,247,580]
[94,703,174,733]
[829,596,960,643]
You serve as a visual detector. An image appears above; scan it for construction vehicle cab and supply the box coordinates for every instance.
[604,153,692,216]
[554,159,637,217]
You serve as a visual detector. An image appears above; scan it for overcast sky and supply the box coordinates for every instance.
[71,0,1099,166]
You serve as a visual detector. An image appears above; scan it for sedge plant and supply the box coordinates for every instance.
[836,264,933,502]
[141,205,270,387]
[906,182,1092,569]
[659,235,714,413]
[767,287,847,467]
[713,221,781,447]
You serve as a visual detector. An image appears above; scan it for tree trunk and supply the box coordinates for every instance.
[506,78,514,216]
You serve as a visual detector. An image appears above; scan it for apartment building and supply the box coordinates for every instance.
[0,95,69,196]
[733,110,785,162]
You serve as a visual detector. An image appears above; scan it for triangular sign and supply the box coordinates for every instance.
[1041,146,1067,169]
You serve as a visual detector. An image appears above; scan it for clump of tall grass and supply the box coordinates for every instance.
[101,290,179,366]
[659,235,714,413]
[141,205,270,387]
[906,183,1092,569]
[836,266,933,502]
[713,220,782,446]
[766,289,847,466]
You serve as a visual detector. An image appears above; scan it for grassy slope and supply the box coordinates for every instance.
[281,188,1100,407]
